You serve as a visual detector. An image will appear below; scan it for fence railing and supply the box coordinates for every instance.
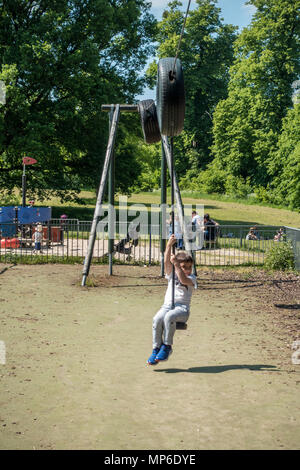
[285,226,300,270]
[1,219,296,268]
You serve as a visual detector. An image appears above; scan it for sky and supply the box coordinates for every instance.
[151,0,256,29]
[136,0,256,101]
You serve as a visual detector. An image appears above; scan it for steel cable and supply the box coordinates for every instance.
[171,0,192,77]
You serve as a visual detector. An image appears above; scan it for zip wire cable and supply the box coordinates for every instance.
[170,137,175,309]
[171,0,192,77]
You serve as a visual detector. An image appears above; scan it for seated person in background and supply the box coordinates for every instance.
[246,228,258,241]
[191,210,202,227]
[203,213,218,241]
[252,225,260,240]
[274,227,284,241]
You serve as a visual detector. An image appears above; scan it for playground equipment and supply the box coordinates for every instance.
[21,157,37,207]
[114,232,139,258]
[156,58,185,136]
[138,99,161,144]
[0,238,20,249]
[0,206,52,237]
[81,104,190,287]
[82,1,193,291]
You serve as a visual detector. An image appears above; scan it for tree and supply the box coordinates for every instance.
[268,103,300,209]
[145,0,237,177]
[209,0,300,192]
[0,0,156,201]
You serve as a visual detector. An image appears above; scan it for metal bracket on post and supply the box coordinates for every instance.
[81,104,120,287]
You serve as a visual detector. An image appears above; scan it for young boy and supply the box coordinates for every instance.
[147,234,197,365]
[32,223,43,254]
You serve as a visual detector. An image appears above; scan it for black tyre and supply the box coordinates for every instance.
[156,57,185,136]
[138,99,161,144]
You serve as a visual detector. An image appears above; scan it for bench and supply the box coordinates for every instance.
[204,225,220,249]
[204,238,218,249]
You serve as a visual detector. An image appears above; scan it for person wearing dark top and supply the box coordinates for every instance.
[203,213,218,241]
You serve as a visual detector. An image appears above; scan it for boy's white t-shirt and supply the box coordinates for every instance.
[192,214,202,226]
[164,272,197,307]
[34,231,43,242]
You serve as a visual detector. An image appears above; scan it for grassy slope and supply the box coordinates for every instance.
[128,192,300,227]
[24,190,300,228]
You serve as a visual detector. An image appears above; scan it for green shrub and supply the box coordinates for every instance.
[0,190,20,206]
[264,241,295,271]
[224,175,252,199]
[194,167,227,194]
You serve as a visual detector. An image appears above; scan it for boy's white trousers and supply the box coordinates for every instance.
[152,303,189,348]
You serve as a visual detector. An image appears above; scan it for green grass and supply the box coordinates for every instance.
[0,253,159,267]
[127,191,300,227]
[179,190,290,210]
[0,254,88,265]
[10,189,300,228]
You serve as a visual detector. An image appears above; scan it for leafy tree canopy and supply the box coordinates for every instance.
[268,103,300,209]
[0,0,156,201]
[210,0,300,189]
[145,0,237,175]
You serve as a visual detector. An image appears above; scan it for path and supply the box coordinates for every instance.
[1,237,264,266]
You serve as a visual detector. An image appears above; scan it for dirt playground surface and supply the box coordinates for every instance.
[0,263,299,450]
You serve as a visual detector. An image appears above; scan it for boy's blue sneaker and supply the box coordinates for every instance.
[155,344,172,362]
[147,348,160,366]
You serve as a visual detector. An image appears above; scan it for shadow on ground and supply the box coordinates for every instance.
[154,364,279,374]
[274,304,300,310]
[0,264,16,276]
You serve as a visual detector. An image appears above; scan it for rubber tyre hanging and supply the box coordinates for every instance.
[138,99,161,144]
[156,57,185,136]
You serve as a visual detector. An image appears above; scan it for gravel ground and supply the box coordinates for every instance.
[0,263,299,450]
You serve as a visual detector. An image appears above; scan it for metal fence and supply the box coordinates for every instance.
[285,226,300,270]
[1,218,297,268]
